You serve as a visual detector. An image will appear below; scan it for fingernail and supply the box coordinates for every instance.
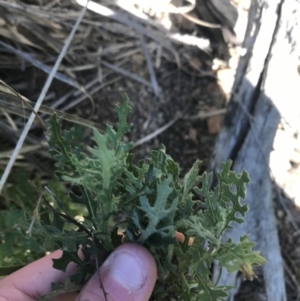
[103,250,146,291]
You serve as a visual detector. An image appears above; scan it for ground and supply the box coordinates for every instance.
[0,0,300,300]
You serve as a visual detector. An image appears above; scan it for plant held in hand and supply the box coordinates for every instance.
[28,95,265,301]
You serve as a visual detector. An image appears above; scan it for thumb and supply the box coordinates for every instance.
[75,243,157,301]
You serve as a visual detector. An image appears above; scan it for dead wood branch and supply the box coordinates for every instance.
[209,0,299,300]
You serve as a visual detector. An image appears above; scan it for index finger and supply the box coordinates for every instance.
[0,250,78,301]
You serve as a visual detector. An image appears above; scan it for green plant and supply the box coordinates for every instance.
[0,171,79,273]
[1,95,265,300]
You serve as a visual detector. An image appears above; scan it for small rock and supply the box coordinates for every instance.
[207,112,222,134]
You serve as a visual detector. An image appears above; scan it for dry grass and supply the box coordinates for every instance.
[0,0,215,185]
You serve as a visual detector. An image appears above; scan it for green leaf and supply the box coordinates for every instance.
[194,171,220,225]
[89,130,117,190]
[115,94,132,141]
[217,235,266,279]
[218,161,250,229]
[194,161,250,239]
[182,215,221,247]
[182,160,200,202]
[52,250,83,273]
[129,175,178,243]
[195,274,229,301]
[47,114,74,167]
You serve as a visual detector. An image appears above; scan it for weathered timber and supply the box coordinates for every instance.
[209,0,300,300]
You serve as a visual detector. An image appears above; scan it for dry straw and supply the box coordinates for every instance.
[0,2,90,192]
[0,0,212,191]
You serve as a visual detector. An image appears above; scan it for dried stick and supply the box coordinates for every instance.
[139,35,161,97]
[101,60,152,88]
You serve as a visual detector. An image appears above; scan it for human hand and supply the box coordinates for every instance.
[0,243,157,301]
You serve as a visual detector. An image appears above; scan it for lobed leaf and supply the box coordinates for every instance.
[10,95,266,301]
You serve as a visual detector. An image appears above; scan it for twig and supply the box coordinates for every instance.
[133,107,188,148]
[61,76,121,112]
[126,0,196,14]
[1,109,17,131]
[50,73,113,110]
[0,41,94,113]
[139,35,161,97]
[169,33,210,50]
[43,186,110,301]
[0,93,103,130]
[43,186,108,256]
[91,232,109,301]
[0,143,47,159]
[0,80,46,130]
[26,194,42,237]
[181,13,221,28]
[0,119,39,144]
[0,1,89,194]
[282,254,300,291]
[183,108,227,120]
[101,60,152,88]
[76,0,180,67]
